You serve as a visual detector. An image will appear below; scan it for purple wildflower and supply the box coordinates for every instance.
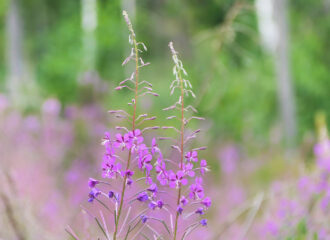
[177,205,183,215]
[185,151,198,163]
[124,169,134,177]
[102,155,121,179]
[169,170,188,188]
[264,220,279,236]
[155,158,169,185]
[151,138,162,157]
[137,192,149,202]
[148,200,163,210]
[140,215,148,223]
[200,219,207,226]
[157,200,164,209]
[195,207,205,215]
[88,188,101,202]
[189,177,204,200]
[149,201,157,210]
[180,196,189,206]
[88,178,99,188]
[181,162,195,178]
[108,191,114,198]
[147,183,158,193]
[126,178,133,186]
[102,132,111,145]
[113,133,130,150]
[138,148,153,175]
[201,197,212,208]
[200,159,208,175]
[129,129,144,146]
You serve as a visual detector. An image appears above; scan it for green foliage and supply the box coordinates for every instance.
[1,0,329,143]
[285,219,312,240]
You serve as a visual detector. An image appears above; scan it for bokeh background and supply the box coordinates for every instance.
[1,0,330,239]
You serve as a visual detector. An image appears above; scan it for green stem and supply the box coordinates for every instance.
[173,69,185,240]
[113,37,139,240]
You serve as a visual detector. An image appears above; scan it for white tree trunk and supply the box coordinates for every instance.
[255,0,296,147]
[273,0,296,147]
[81,0,97,70]
[6,0,39,108]
[6,0,24,104]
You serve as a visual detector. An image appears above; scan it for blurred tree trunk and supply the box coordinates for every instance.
[79,0,101,102]
[6,0,39,108]
[81,0,97,71]
[6,0,24,105]
[255,0,297,147]
[273,0,296,147]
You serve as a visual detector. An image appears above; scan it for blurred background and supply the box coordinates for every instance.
[1,0,330,239]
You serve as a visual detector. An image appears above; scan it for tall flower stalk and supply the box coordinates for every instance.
[84,13,210,240]
[170,41,187,240]
[163,42,211,240]
[86,11,160,240]
[113,11,140,240]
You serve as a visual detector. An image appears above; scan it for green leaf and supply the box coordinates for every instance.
[65,229,79,240]
[95,217,110,240]
[296,219,307,236]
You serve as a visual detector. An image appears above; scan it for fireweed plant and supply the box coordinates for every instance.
[80,11,211,240]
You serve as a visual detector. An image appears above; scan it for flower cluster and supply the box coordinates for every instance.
[83,11,211,240]
[260,118,330,239]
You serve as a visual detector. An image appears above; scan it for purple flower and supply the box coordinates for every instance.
[155,159,169,185]
[149,201,157,210]
[181,162,195,178]
[189,177,204,200]
[113,133,130,150]
[157,200,164,209]
[151,138,162,157]
[102,132,111,145]
[148,200,163,210]
[195,208,204,215]
[108,191,114,198]
[88,178,99,188]
[138,150,153,175]
[177,205,183,215]
[137,192,149,202]
[200,219,207,226]
[145,176,153,185]
[180,196,188,206]
[264,220,279,236]
[140,215,148,223]
[124,169,134,177]
[102,155,121,179]
[200,159,208,175]
[126,178,133,186]
[147,183,158,193]
[104,141,115,157]
[42,98,61,115]
[88,188,101,202]
[129,129,144,146]
[169,170,188,188]
[201,197,211,208]
[185,151,198,163]
[123,170,134,186]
